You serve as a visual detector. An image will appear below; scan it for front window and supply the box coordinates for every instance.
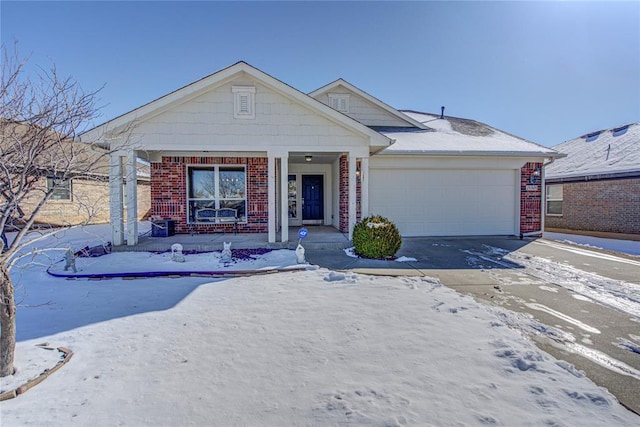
[47,177,72,201]
[546,184,563,216]
[188,166,246,223]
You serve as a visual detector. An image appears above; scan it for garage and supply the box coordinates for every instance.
[369,168,518,236]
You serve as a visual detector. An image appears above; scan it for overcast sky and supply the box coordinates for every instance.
[2,1,638,147]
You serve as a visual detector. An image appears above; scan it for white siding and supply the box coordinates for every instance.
[131,78,370,152]
[314,85,409,128]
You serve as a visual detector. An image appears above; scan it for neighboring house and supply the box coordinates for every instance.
[81,62,561,246]
[1,120,151,227]
[545,122,640,237]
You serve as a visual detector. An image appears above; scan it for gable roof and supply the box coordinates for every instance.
[546,122,640,182]
[377,111,561,158]
[81,62,391,149]
[308,79,429,130]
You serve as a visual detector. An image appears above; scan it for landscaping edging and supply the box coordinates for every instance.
[0,346,73,401]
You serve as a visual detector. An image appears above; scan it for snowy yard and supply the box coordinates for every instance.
[1,227,639,425]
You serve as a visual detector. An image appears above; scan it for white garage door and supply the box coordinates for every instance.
[369,169,517,236]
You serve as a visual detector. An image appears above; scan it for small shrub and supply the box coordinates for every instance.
[352,215,402,259]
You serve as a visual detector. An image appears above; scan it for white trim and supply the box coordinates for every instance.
[109,153,124,246]
[310,79,429,130]
[125,151,138,245]
[328,93,350,113]
[232,85,256,119]
[81,62,391,150]
[268,155,276,243]
[280,155,289,242]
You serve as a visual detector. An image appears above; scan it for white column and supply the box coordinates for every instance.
[280,154,289,243]
[360,157,369,219]
[348,154,357,240]
[109,153,124,246]
[267,154,276,243]
[125,150,138,246]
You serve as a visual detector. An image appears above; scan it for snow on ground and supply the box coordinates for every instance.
[544,232,640,257]
[1,226,639,425]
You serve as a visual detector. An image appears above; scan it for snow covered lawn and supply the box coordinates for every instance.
[1,228,638,425]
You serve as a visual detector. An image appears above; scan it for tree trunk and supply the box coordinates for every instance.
[0,263,16,377]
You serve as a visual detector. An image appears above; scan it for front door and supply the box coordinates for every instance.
[302,175,324,224]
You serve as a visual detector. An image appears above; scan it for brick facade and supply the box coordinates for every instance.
[545,177,640,234]
[151,156,268,234]
[337,155,361,233]
[520,162,543,234]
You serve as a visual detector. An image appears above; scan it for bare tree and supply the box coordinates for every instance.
[0,44,116,377]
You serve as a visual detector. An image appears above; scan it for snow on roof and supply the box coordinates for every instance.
[546,122,640,181]
[377,111,558,157]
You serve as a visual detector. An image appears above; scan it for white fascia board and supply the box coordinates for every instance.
[82,62,391,150]
[309,79,429,130]
[246,70,391,148]
[376,150,560,159]
[81,62,251,142]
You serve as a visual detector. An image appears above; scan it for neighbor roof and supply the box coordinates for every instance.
[377,111,560,158]
[545,122,640,182]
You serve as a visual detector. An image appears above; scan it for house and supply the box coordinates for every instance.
[544,122,640,237]
[1,120,151,228]
[80,62,561,246]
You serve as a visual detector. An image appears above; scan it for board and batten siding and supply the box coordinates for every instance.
[130,78,370,152]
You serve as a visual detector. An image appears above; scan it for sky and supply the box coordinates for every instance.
[1,1,639,147]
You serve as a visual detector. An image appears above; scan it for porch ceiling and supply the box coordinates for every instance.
[289,152,341,164]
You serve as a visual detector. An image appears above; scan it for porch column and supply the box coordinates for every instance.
[267,154,276,243]
[109,152,124,246]
[348,154,357,240]
[360,157,369,219]
[280,153,289,243]
[125,150,138,246]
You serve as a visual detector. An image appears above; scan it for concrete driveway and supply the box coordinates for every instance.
[305,236,640,415]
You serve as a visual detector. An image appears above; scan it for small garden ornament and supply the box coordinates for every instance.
[220,241,232,264]
[63,249,77,273]
[170,243,185,262]
[295,243,306,264]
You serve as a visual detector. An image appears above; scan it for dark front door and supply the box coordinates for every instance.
[302,175,324,224]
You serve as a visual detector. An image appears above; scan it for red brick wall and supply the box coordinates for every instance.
[151,156,268,234]
[520,162,543,234]
[545,178,640,234]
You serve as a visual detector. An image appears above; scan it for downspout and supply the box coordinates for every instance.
[520,157,556,239]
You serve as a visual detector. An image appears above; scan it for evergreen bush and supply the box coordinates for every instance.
[352,215,402,259]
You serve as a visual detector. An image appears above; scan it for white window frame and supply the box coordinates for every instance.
[47,176,72,201]
[328,93,350,113]
[546,184,563,216]
[186,165,247,224]
[232,86,256,119]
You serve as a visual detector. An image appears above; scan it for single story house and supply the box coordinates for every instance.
[81,62,560,246]
[545,122,640,237]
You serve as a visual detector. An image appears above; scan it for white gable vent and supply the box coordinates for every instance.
[328,93,350,113]
[232,86,256,119]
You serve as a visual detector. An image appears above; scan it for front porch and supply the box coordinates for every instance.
[111,225,351,253]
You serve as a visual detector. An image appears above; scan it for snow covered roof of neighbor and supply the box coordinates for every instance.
[546,122,640,182]
[375,111,560,158]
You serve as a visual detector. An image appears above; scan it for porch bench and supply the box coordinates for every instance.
[194,207,239,234]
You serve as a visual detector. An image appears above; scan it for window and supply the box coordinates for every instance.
[546,184,563,216]
[187,166,246,223]
[612,125,629,137]
[232,86,256,119]
[47,177,72,201]
[328,93,350,113]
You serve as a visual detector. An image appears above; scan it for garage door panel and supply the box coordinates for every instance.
[369,169,517,236]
